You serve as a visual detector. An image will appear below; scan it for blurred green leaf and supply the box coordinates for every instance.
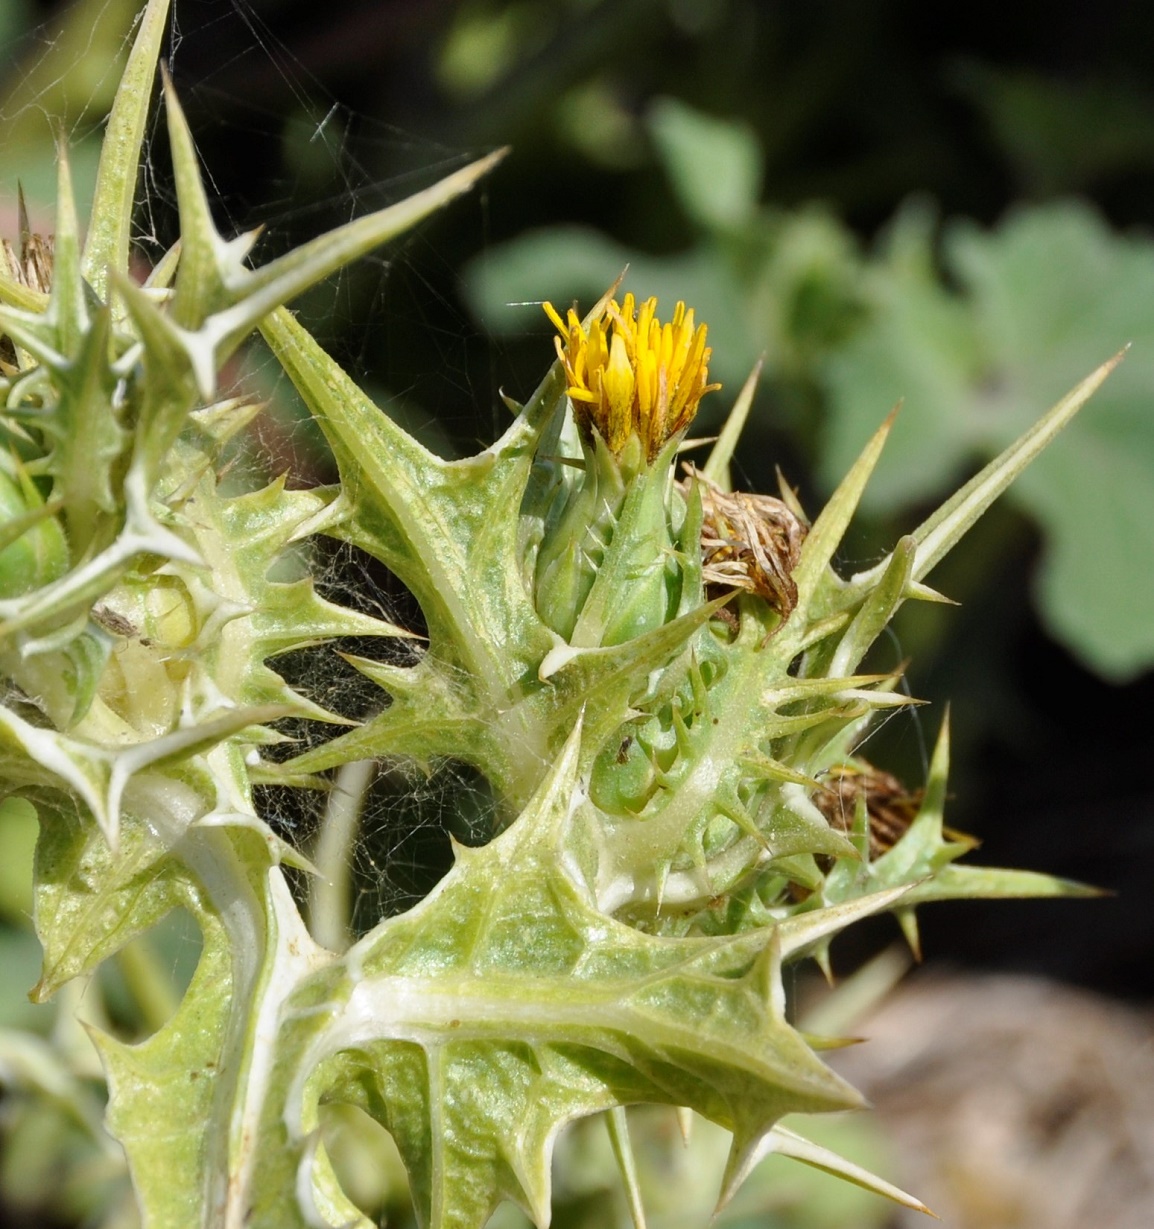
[821,200,1154,679]
[0,930,44,1030]
[648,95,763,230]
[0,0,138,215]
[0,795,36,922]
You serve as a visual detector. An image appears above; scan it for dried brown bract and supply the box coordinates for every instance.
[1,197,55,370]
[1,231,54,294]
[814,762,924,859]
[680,465,808,621]
[2,188,55,294]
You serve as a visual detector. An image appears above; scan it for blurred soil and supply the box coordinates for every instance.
[833,973,1154,1229]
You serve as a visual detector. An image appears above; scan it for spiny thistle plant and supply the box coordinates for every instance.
[0,2,1115,1226]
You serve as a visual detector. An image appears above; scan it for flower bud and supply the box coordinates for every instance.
[532,295,719,648]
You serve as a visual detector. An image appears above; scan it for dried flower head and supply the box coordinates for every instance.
[683,466,808,620]
[1,190,54,294]
[814,762,924,859]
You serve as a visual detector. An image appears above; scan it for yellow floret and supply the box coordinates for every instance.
[544,294,720,461]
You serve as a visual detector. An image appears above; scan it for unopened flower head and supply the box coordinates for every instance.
[544,294,721,462]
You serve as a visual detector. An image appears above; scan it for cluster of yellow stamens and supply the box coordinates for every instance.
[544,294,720,462]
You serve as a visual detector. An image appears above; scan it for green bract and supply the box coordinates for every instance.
[0,2,1111,1226]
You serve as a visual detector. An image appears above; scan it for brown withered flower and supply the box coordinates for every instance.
[1,194,54,371]
[680,465,808,622]
[814,762,924,860]
[1,231,54,294]
[2,190,54,294]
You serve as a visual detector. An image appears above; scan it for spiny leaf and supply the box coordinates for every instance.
[45,146,88,355]
[162,68,234,330]
[790,409,896,613]
[261,305,555,691]
[280,656,489,779]
[720,1124,935,1219]
[2,700,288,849]
[33,803,191,998]
[606,1108,648,1229]
[234,152,507,346]
[701,359,762,489]
[82,0,171,296]
[281,722,863,1229]
[828,534,916,678]
[899,863,1103,905]
[841,301,1121,595]
[909,350,1124,583]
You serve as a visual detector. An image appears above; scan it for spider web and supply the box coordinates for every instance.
[0,0,514,938]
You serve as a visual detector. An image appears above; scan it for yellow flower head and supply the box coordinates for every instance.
[544,294,721,462]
